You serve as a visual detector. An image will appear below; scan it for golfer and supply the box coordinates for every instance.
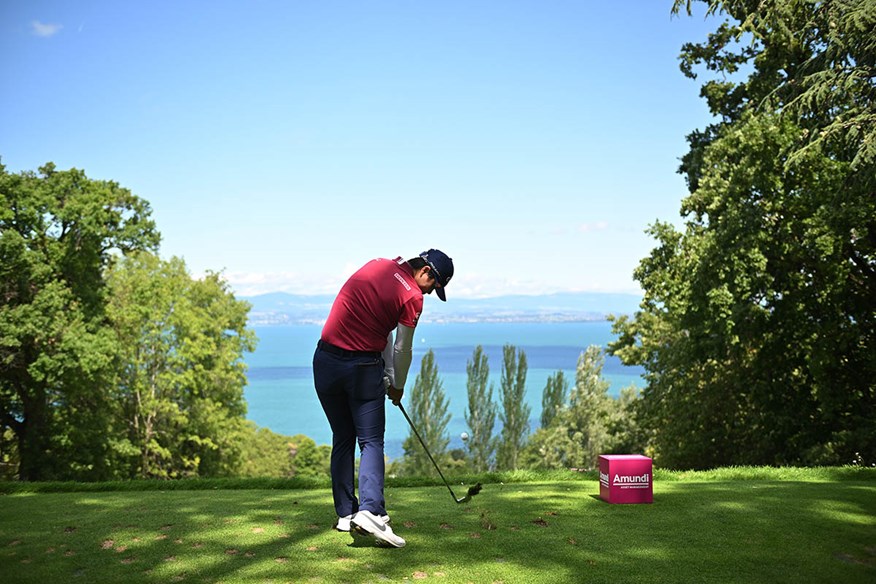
[313,249,454,548]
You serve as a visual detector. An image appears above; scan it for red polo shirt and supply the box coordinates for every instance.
[321,257,424,352]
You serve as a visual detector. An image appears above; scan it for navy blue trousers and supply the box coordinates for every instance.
[313,346,387,517]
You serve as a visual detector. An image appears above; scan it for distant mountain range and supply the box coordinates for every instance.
[241,291,642,325]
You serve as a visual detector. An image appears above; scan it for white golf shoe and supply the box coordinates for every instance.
[335,512,389,532]
[334,514,354,532]
[351,510,406,548]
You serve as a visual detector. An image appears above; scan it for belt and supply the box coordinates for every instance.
[317,340,381,359]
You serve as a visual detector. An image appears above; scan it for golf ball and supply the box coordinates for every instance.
[460,432,469,441]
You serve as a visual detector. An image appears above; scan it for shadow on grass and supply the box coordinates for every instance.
[1,479,874,583]
[372,479,876,583]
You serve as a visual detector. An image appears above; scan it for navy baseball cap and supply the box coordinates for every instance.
[420,249,454,301]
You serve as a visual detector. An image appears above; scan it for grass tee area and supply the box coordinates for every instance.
[1,467,873,583]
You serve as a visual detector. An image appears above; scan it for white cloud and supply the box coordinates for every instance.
[220,270,345,297]
[31,21,63,37]
[577,221,609,233]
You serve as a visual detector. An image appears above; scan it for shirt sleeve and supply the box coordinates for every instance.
[391,323,415,389]
[381,332,395,382]
[398,295,423,329]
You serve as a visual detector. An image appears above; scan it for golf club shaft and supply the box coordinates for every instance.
[396,402,460,501]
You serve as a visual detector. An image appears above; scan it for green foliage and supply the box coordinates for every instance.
[540,370,569,429]
[496,344,530,470]
[605,385,649,456]
[400,350,451,476]
[0,427,18,480]
[522,346,627,470]
[611,1,876,469]
[463,345,497,472]
[0,162,258,481]
[105,252,256,479]
[0,162,159,480]
[237,422,330,478]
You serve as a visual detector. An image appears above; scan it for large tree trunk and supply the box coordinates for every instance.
[17,384,50,481]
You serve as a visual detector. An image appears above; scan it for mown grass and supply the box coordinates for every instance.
[1,467,874,583]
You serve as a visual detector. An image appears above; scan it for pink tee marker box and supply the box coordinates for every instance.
[598,454,653,504]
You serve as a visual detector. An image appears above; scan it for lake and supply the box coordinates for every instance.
[243,321,644,459]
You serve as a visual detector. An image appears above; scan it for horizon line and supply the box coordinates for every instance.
[236,289,644,300]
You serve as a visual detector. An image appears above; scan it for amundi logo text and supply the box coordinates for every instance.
[601,471,650,488]
[613,473,650,488]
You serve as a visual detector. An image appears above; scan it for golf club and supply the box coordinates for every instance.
[395,401,482,505]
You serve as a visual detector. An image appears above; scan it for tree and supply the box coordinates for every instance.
[0,162,159,480]
[609,1,876,468]
[567,346,613,465]
[105,252,255,478]
[540,370,569,429]
[496,344,530,470]
[401,350,451,476]
[464,345,497,472]
[521,346,618,470]
[605,385,649,456]
[237,422,330,478]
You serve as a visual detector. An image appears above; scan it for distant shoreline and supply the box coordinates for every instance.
[248,314,622,326]
[243,290,641,327]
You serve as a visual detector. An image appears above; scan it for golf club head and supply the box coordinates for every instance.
[456,482,482,504]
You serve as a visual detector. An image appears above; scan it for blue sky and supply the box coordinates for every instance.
[1,1,718,299]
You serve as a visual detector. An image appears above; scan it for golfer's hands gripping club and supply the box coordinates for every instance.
[383,376,403,406]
